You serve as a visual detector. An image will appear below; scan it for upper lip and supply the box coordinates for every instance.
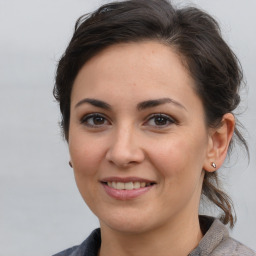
[100,176,156,183]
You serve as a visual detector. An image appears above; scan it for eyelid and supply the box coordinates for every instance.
[143,113,177,127]
[80,112,111,127]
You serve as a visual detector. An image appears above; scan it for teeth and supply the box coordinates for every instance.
[106,181,152,190]
[116,182,125,189]
[133,181,140,189]
[112,181,117,189]
[124,182,133,190]
[140,182,146,188]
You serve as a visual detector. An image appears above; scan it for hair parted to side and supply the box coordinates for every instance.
[54,0,248,228]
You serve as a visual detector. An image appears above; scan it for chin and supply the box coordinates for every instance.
[97,207,162,235]
[103,219,152,234]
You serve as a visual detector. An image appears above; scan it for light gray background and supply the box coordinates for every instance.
[0,0,255,255]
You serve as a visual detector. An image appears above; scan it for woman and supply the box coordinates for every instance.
[53,0,255,255]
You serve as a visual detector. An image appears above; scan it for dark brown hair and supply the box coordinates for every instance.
[54,0,248,227]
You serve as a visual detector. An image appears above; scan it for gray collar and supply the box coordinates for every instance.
[189,216,229,256]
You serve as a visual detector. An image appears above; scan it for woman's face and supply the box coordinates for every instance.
[69,41,212,234]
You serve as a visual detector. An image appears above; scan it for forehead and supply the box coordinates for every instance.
[71,41,202,111]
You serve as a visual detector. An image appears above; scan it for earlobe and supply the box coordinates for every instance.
[203,113,235,172]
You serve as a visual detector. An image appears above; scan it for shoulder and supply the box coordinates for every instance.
[52,228,101,256]
[211,237,256,256]
[190,216,256,256]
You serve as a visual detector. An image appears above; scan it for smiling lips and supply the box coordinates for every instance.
[101,177,156,200]
[107,181,151,190]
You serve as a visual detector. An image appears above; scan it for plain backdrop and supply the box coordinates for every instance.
[0,0,255,255]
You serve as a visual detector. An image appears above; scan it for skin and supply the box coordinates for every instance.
[68,41,234,256]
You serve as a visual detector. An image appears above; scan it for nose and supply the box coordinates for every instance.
[105,126,145,168]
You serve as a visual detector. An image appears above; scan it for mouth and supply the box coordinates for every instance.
[100,177,156,200]
[102,181,155,190]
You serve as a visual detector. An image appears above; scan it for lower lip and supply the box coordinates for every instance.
[102,183,154,200]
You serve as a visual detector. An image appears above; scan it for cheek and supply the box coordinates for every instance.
[68,134,106,207]
[69,132,106,177]
[148,133,207,180]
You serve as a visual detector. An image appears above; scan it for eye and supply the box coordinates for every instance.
[145,114,176,128]
[80,113,110,128]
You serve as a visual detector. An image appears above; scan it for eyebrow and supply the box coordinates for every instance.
[75,97,187,111]
[137,98,187,111]
[75,98,111,110]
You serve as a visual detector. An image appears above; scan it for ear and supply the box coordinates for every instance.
[203,113,235,172]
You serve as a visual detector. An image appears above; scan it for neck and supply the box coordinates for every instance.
[99,212,202,256]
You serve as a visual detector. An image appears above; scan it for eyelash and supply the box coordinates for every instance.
[80,113,111,128]
[80,113,177,129]
[144,113,177,128]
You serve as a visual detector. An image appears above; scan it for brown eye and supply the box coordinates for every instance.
[145,114,175,128]
[81,113,110,128]
[93,116,105,125]
[154,116,168,126]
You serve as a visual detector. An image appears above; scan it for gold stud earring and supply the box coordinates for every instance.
[211,162,216,168]
[69,161,73,168]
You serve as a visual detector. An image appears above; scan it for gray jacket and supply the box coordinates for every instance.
[53,216,256,256]
[189,216,255,256]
